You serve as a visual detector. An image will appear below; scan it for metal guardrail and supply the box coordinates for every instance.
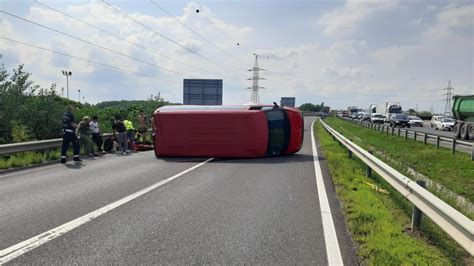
[0,133,113,155]
[345,118,474,160]
[319,119,474,255]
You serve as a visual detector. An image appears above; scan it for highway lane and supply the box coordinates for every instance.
[1,117,357,264]
[0,152,207,250]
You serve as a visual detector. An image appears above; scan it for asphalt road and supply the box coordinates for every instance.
[0,117,357,264]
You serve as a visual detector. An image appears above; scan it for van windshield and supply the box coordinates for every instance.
[265,109,290,155]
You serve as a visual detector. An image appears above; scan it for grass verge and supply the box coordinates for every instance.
[314,121,470,265]
[0,149,69,170]
[325,117,474,215]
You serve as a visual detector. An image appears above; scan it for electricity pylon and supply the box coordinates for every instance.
[247,54,265,104]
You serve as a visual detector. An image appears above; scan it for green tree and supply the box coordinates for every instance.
[299,103,322,112]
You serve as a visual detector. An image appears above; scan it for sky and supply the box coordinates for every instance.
[0,0,473,113]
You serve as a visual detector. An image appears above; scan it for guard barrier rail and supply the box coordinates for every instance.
[0,133,113,155]
[319,119,473,255]
[346,118,474,160]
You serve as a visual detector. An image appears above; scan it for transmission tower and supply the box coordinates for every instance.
[247,54,265,104]
[443,80,454,116]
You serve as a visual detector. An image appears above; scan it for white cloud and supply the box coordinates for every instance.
[423,4,474,40]
[318,0,399,36]
[1,0,472,113]
[1,1,255,104]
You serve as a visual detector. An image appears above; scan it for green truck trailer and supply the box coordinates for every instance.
[452,95,474,140]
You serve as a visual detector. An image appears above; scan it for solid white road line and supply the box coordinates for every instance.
[311,120,344,265]
[0,158,214,264]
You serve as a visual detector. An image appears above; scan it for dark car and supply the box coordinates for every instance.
[390,114,410,128]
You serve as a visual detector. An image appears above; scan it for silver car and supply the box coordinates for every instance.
[434,117,455,131]
[408,116,423,127]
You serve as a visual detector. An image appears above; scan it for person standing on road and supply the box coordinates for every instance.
[60,106,81,163]
[124,118,135,152]
[137,110,149,143]
[76,116,95,157]
[90,116,104,154]
[113,116,128,154]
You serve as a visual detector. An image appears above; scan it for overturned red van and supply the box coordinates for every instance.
[153,105,303,157]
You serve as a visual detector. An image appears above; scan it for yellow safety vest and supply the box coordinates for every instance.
[124,120,134,130]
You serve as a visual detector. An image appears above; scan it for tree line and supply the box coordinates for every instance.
[0,61,174,144]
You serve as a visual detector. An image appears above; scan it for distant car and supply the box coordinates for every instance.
[370,113,384,124]
[433,117,455,131]
[361,113,371,121]
[408,116,423,127]
[430,115,446,128]
[390,114,410,128]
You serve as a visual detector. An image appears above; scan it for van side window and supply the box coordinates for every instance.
[265,109,290,155]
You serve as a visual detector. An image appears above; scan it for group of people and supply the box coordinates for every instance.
[60,106,152,164]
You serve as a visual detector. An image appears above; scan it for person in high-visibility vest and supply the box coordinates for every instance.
[124,119,135,152]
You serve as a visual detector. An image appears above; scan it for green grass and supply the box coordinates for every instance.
[0,143,110,170]
[314,121,470,265]
[0,149,63,170]
[324,117,474,209]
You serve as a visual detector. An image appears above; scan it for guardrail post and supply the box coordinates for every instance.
[414,131,417,142]
[451,138,456,154]
[348,139,353,158]
[386,126,389,135]
[44,148,50,159]
[471,144,474,161]
[366,151,373,178]
[391,127,394,136]
[423,133,427,145]
[405,130,408,140]
[436,136,440,149]
[397,128,401,137]
[411,180,426,231]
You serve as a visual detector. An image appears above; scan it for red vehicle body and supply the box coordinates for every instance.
[153,105,304,157]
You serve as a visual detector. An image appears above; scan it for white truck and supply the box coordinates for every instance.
[376,102,402,122]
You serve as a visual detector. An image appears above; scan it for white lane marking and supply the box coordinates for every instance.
[0,158,214,264]
[311,120,344,265]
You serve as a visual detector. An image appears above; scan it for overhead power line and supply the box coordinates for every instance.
[149,0,248,66]
[33,0,216,77]
[100,0,244,77]
[0,10,187,77]
[0,36,179,83]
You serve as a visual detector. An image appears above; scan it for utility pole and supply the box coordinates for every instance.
[247,54,265,104]
[78,89,81,103]
[443,80,453,116]
[61,87,64,97]
[62,70,72,99]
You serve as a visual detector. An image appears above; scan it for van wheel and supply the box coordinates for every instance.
[460,124,469,140]
[454,123,462,138]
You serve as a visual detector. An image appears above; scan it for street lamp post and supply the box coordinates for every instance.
[62,70,72,99]
[78,89,81,103]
